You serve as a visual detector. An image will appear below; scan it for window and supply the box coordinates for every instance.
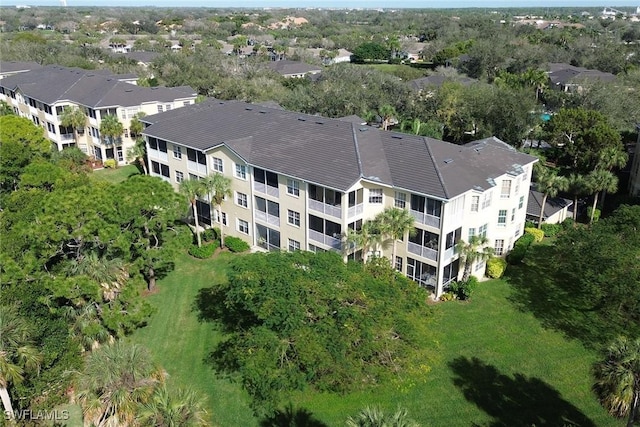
[369,188,383,204]
[468,227,476,240]
[287,179,299,196]
[46,122,56,134]
[511,208,516,223]
[410,194,442,217]
[148,138,167,153]
[406,257,437,290]
[409,228,439,250]
[471,195,479,212]
[479,223,488,237]
[287,210,300,227]
[151,161,170,179]
[254,168,278,188]
[494,239,505,256]
[519,196,524,209]
[501,180,511,198]
[498,209,507,226]
[117,147,124,162]
[255,197,280,218]
[238,219,249,234]
[235,164,247,180]
[173,145,182,159]
[236,192,248,208]
[515,177,520,195]
[212,157,223,173]
[515,224,521,237]
[176,171,184,183]
[445,227,462,250]
[394,192,406,208]
[394,256,403,272]
[157,105,163,113]
[482,191,492,209]
[475,260,485,272]
[288,239,300,252]
[214,211,227,226]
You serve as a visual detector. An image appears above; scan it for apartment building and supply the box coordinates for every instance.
[141,99,537,297]
[0,64,197,164]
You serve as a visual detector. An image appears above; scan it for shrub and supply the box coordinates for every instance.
[449,276,478,301]
[202,228,218,242]
[524,227,545,242]
[507,234,535,265]
[540,223,562,237]
[225,236,250,253]
[588,208,601,223]
[103,159,117,169]
[516,233,535,248]
[561,217,575,230]
[188,241,219,259]
[486,257,507,279]
[525,220,536,228]
[439,292,456,302]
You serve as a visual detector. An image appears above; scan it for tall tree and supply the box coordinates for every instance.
[535,165,569,228]
[566,173,589,221]
[179,178,205,247]
[76,342,166,427]
[593,336,640,427]
[59,106,87,145]
[202,173,232,247]
[127,138,148,175]
[455,235,494,282]
[586,169,618,225]
[99,114,124,151]
[0,305,42,419]
[379,104,397,131]
[377,207,416,267]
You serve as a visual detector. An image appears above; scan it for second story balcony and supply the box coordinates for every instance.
[254,168,280,198]
[407,242,438,261]
[309,184,342,219]
[410,210,440,228]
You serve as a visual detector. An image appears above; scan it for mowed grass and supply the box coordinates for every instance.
[130,250,623,427]
[91,164,140,184]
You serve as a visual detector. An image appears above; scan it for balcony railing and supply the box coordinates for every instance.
[60,133,75,141]
[309,199,342,219]
[347,203,364,218]
[254,181,279,198]
[148,148,168,162]
[407,242,438,261]
[187,160,207,175]
[309,229,341,250]
[443,246,456,260]
[255,210,280,227]
[410,210,441,228]
[258,240,281,252]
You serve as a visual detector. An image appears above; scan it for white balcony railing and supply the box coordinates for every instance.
[410,210,441,228]
[253,181,280,198]
[60,133,75,141]
[347,203,364,218]
[309,229,341,250]
[187,160,207,175]
[407,242,438,261]
[309,199,342,219]
[148,148,168,162]
[443,246,455,260]
[254,210,280,227]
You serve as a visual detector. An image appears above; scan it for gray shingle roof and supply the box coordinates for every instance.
[0,65,196,108]
[0,61,42,75]
[265,60,322,76]
[546,63,616,86]
[142,100,538,197]
[527,189,573,220]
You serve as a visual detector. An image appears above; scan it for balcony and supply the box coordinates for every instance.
[255,210,280,227]
[187,160,207,175]
[309,229,341,250]
[309,199,342,219]
[407,242,438,261]
[443,246,456,260]
[60,133,75,141]
[148,148,168,162]
[254,181,279,198]
[410,210,440,228]
[347,203,364,218]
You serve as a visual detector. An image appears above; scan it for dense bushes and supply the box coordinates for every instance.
[188,241,219,258]
[588,208,601,223]
[449,276,478,301]
[524,227,545,242]
[507,233,535,264]
[202,227,218,243]
[540,223,562,237]
[103,159,117,169]
[486,257,507,278]
[225,236,250,253]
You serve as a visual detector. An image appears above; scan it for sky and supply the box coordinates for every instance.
[4,0,640,8]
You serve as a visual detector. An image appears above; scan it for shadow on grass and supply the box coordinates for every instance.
[259,403,328,427]
[449,356,595,427]
[503,244,609,350]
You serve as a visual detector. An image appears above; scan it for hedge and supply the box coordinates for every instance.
[202,228,218,243]
[524,227,544,242]
[540,223,562,237]
[225,236,250,253]
[188,241,219,259]
[507,233,535,265]
[486,257,507,279]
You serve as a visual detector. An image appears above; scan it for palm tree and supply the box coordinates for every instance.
[596,146,628,207]
[377,207,416,267]
[179,178,206,247]
[129,112,146,139]
[76,342,166,427]
[566,173,589,221]
[202,173,232,247]
[346,406,420,427]
[455,235,494,283]
[593,336,640,427]
[60,105,87,144]
[127,138,148,175]
[59,304,110,351]
[0,305,42,419]
[535,165,569,228]
[586,169,618,225]
[100,114,124,158]
[64,251,128,302]
[342,220,385,263]
[379,104,397,131]
[138,385,209,427]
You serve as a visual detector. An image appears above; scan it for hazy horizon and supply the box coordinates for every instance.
[3,0,640,8]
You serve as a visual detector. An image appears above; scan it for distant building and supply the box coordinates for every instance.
[546,63,616,92]
[265,60,322,79]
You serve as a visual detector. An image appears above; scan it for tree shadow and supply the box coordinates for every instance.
[259,403,328,427]
[193,285,259,331]
[503,244,610,350]
[449,356,595,427]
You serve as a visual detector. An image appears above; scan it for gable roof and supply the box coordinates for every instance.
[0,65,196,108]
[527,189,573,220]
[546,63,616,86]
[0,61,42,76]
[142,99,538,198]
[265,60,322,76]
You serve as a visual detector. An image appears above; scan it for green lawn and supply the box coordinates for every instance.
[129,249,623,427]
[91,164,140,184]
